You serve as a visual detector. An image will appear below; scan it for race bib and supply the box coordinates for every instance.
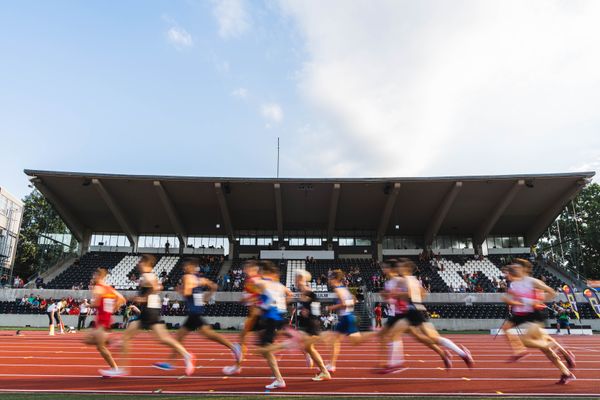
[310,302,321,316]
[193,293,205,307]
[147,294,161,309]
[276,295,287,312]
[103,298,115,314]
[344,299,354,312]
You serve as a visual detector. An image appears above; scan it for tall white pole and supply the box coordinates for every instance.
[277,137,280,178]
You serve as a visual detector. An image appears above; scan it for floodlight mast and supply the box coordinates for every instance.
[276,137,280,179]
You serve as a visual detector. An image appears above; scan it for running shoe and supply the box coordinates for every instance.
[556,373,576,385]
[311,371,332,381]
[232,343,242,363]
[507,351,529,363]
[222,364,242,376]
[442,351,453,370]
[563,350,576,370]
[153,362,174,371]
[184,354,196,376]
[305,352,314,368]
[459,345,474,368]
[325,364,336,373]
[265,379,286,389]
[99,368,128,378]
[377,363,407,374]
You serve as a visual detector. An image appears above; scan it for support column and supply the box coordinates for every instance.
[274,183,283,243]
[376,183,401,242]
[473,180,525,246]
[80,229,92,256]
[424,181,462,246]
[92,178,138,248]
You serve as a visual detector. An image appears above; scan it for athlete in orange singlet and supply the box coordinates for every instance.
[83,268,125,376]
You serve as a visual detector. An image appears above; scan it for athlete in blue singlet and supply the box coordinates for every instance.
[323,269,375,373]
[153,258,240,372]
[254,260,292,390]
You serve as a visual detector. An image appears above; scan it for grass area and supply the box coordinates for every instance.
[0,395,597,400]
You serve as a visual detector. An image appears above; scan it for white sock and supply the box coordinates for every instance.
[438,337,466,358]
[389,341,404,365]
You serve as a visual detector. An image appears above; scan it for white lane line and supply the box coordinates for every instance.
[0,389,599,397]
[1,373,600,382]
[2,363,600,372]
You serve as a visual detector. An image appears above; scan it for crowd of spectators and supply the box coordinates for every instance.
[1,274,25,288]
[18,294,85,316]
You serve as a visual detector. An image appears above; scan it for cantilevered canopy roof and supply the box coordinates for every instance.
[24,170,595,246]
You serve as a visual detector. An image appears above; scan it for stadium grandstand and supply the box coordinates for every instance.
[1,169,597,332]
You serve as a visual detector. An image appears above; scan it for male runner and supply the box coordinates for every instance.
[153,258,241,371]
[323,269,375,373]
[388,259,473,370]
[223,260,262,375]
[502,259,575,384]
[254,260,292,389]
[85,268,126,375]
[104,254,195,377]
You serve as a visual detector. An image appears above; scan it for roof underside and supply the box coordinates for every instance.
[24,170,595,244]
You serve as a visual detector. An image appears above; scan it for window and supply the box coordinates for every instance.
[338,238,354,246]
[240,237,256,246]
[257,237,273,246]
[306,237,322,246]
[355,238,371,246]
[289,238,305,246]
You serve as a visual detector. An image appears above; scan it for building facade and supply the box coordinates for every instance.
[0,187,23,272]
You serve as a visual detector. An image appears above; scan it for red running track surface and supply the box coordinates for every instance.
[0,332,598,397]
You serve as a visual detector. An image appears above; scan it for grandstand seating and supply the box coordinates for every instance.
[46,252,223,291]
[433,258,501,292]
[105,255,141,289]
[4,299,597,320]
[47,252,125,289]
[44,251,567,294]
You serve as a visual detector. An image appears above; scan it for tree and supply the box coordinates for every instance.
[537,183,600,279]
[13,189,75,280]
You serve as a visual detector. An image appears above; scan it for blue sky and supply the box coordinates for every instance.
[2,1,600,199]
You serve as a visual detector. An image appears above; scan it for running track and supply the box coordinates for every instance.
[0,332,598,397]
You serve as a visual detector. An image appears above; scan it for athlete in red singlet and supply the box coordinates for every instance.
[223,260,262,375]
[83,268,125,376]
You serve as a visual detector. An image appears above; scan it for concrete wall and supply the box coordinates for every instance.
[3,288,592,303]
[0,314,244,330]
[5,313,600,332]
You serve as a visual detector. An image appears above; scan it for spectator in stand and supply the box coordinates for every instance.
[165,240,170,254]
[78,299,91,330]
[162,294,170,315]
[374,303,382,329]
[35,276,44,289]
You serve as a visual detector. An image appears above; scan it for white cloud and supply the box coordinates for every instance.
[231,87,249,99]
[279,1,600,178]
[166,26,193,49]
[261,103,284,125]
[212,0,251,39]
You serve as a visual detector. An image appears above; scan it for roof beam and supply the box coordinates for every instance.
[92,178,138,247]
[214,182,235,242]
[30,178,84,242]
[274,183,283,241]
[153,180,187,248]
[327,183,341,241]
[473,180,525,245]
[376,183,401,242]
[424,181,463,245]
[525,179,589,246]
